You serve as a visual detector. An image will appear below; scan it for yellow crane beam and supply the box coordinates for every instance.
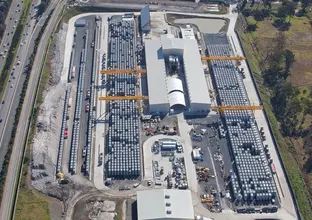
[99,96,149,101]
[212,105,263,112]
[100,69,147,74]
[202,56,246,61]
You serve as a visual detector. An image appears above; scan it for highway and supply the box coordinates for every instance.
[0,0,65,219]
[0,0,25,69]
[0,0,40,170]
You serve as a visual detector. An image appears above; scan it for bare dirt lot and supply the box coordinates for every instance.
[72,195,135,220]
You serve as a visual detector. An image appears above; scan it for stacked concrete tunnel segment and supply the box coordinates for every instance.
[105,17,141,179]
[204,33,278,206]
[69,30,89,174]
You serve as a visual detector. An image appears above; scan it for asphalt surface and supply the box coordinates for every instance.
[71,16,96,175]
[192,125,232,211]
[0,0,40,170]
[0,1,65,219]
[0,0,27,70]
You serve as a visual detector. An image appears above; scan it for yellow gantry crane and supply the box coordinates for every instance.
[212,105,263,113]
[100,69,147,74]
[201,56,246,61]
[98,96,148,101]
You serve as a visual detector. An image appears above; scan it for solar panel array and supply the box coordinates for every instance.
[106,17,141,178]
[204,34,277,206]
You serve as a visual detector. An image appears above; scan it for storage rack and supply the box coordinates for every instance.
[84,28,98,176]
[105,17,141,178]
[69,30,89,174]
[56,86,71,173]
[204,33,277,206]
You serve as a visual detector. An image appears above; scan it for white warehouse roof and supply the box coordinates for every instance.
[137,189,194,220]
[169,91,186,108]
[167,77,184,93]
[144,40,169,108]
[183,39,210,107]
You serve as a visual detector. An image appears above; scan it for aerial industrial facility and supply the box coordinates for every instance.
[48,4,298,220]
[0,0,304,218]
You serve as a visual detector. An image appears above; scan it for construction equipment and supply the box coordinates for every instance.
[201,195,214,203]
[100,69,146,74]
[212,105,263,112]
[56,172,64,180]
[99,96,149,101]
[201,56,246,61]
[196,166,210,172]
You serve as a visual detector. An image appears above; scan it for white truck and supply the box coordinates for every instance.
[192,149,203,162]
[68,98,72,108]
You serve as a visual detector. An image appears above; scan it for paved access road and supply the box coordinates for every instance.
[0,0,40,169]
[0,1,65,219]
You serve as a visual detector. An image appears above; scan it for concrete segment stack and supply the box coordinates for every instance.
[204,33,277,206]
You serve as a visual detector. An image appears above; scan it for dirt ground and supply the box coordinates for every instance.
[72,195,134,220]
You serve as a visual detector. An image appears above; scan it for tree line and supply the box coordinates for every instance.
[240,1,312,173]
[37,0,51,16]
[241,0,312,31]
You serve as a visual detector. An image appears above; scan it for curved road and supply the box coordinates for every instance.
[0,0,64,219]
[0,0,40,170]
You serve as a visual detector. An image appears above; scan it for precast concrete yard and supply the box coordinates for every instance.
[59,9,298,220]
[57,16,97,178]
[67,16,96,176]
[104,16,141,181]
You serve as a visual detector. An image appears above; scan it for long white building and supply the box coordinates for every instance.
[137,189,194,220]
[144,36,211,115]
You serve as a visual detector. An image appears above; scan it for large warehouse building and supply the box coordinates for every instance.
[145,36,211,115]
[137,189,194,220]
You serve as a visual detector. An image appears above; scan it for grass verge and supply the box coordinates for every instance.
[0,0,32,102]
[116,200,124,220]
[236,15,312,220]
